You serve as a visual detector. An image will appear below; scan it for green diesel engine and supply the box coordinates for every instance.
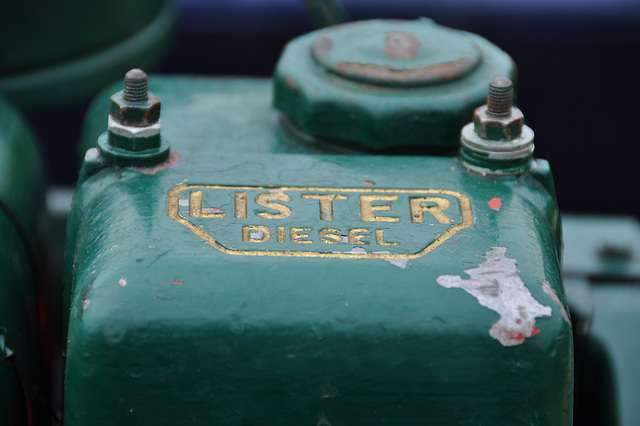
[63,19,573,424]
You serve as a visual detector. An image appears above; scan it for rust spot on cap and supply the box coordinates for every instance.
[334,57,476,87]
[314,37,334,55]
[132,150,180,175]
[384,31,422,59]
[284,76,296,90]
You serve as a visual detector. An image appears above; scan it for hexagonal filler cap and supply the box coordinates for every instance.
[274,19,516,150]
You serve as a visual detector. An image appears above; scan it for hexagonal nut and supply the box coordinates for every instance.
[473,105,524,141]
[108,116,161,152]
[109,91,161,127]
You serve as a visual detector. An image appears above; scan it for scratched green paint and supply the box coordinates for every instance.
[66,75,572,424]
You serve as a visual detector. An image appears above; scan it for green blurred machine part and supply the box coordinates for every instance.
[63,19,575,425]
[0,0,175,111]
[0,96,48,424]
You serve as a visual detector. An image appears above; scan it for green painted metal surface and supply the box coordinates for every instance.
[66,72,572,424]
[0,0,174,110]
[273,19,516,150]
[587,284,640,426]
[0,96,47,424]
[563,215,640,426]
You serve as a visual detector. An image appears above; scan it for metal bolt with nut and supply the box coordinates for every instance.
[460,77,534,175]
[98,69,170,166]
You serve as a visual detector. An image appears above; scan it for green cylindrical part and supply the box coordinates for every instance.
[0,96,47,425]
[0,0,175,110]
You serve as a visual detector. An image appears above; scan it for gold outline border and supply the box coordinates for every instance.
[167,184,474,259]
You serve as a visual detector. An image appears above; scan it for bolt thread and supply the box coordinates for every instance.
[486,77,513,116]
[123,69,148,103]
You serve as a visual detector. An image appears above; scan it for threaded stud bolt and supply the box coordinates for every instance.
[123,69,149,103]
[486,76,513,116]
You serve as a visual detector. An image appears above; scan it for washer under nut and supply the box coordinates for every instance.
[460,123,534,175]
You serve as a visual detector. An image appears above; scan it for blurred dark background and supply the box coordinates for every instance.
[14,0,640,216]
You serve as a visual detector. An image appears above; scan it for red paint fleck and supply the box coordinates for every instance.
[172,281,183,285]
[450,241,457,243]
[516,319,522,324]
[202,207,223,213]
[284,75,296,89]
[504,326,541,344]
[363,180,375,185]
[507,332,526,343]
[488,197,502,211]
[467,225,474,228]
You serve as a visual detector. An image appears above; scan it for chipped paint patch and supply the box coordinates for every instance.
[542,281,570,323]
[385,258,408,268]
[335,247,367,255]
[373,251,408,269]
[84,147,100,161]
[437,247,551,347]
[0,332,14,358]
[488,197,502,211]
[118,277,127,287]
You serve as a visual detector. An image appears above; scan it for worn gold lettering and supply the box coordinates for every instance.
[302,194,348,221]
[319,228,342,244]
[277,226,285,243]
[375,230,398,246]
[235,192,247,218]
[290,227,312,244]
[410,197,452,224]
[189,190,226,218]
[359,195,399,222]
[255,193,292,219]
[242,226,271,242]
[348,228,370,245]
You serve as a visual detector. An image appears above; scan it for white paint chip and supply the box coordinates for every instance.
[344,247,366,254]
[542,280,571,323]
[249,229,264,240]
[373,251,408,269]
[84,148,99,161]
[437,247,552,347]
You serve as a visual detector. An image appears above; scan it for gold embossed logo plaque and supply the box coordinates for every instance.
[167,184,473,258]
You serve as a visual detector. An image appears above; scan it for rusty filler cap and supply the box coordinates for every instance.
[274,19,516,150]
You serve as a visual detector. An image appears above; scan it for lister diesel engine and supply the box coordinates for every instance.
[63,19,573,424]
